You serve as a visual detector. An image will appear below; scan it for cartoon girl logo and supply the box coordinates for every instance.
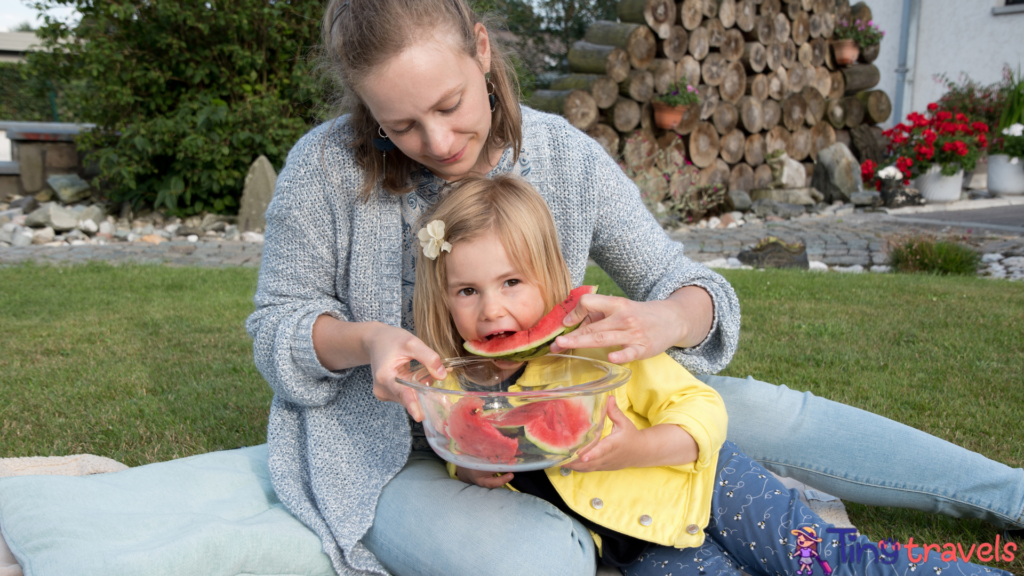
[791,526,833,575]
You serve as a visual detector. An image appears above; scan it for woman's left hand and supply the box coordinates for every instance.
[548,286,712,364]
[564,398,645,473]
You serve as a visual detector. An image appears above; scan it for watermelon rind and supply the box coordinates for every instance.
[490,399,592,455]
[463,285,597,359]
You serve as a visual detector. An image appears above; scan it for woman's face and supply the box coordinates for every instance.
[360,25,496,181]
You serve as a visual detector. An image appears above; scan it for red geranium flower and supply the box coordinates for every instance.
[955,112,968,123]
[971,122,989,133]
[861,159,877,182]
[936,111,953,122]
[978,133,988,148]
[922,129,937,144]
[927,103,939,111]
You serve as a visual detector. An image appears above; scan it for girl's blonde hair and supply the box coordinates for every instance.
[319,0,523,200]
[413,174,572,360]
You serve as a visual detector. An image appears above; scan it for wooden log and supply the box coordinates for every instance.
[719,62,747,104]
[813,66,831,97]
[698,85,720,119]
[828,70,845,100]
[855,89,891,124]
[774,12,791,44]
[529,89,599,130]
[780,39,797,69]
[658,26,690,61]
[672,100,703,134]
[587,123,621,157]
[763,98,782,130]
[713,101,740,134]
[809,122,836,160]
[835,128,851,149]
[568,41,631,82]
[720,129,747,164]
[761,0,781,17]
[788,126,811,160]
[688,26,710,60]
[801,85,825,125]
[809,13,823,38]
[745,15,775,44]
[688,122,721,167]
[620,69,655,102]
[767,67,788,100]
[745,133,766,166]
[698,159,731,189]
[742,42,767,73]
[736,0,757,32]
[702,0,720,18]
[835,0,851,20]
[640,100,655,131]
[679,0,704,30]
[788,62,808,94]
[730,162,755,192]
[791,10,810,45]
[765,41,782,71]
[738,95,764,132]
[746,73,769,100]
[650,59,677,94]
[824,98,845,129]
[618,0,678,39]
[766,125,791,154]
[810,38,827,67]
[722,30,745,62]
[821,12,836,39]
[839,95,864,128]
[787,0,803,21]
[719,0,737,28]
[841,64,880,95]
[798,42,814,67]
[782,93,807,130]
[585,21,657,70]
[609,96,642,132]
[678,56,702,86]
[703,18,727,48]
[801,0,813,10]
[850,1,871,24]
[753,163,773,189]
[622,128,658,175]
[550,74,620,109]
[702,53,729,86]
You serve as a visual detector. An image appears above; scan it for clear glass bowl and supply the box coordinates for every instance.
[395,354,631,472]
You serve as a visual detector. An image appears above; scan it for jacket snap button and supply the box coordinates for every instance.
[639,514,653,526]
[687,524,700,534]
[591,498,604,510]
[560,467,571,476]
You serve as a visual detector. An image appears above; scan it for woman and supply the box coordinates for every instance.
[246,1,1024,575]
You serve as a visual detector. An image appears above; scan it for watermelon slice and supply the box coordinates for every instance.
[463,285,598,360]
[445,397,518,464]
[486,399,592,455]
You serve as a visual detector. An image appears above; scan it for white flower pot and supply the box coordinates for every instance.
[987,154,1024,195]
[913,165,963,203]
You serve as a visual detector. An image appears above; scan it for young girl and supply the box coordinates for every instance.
[411,174,1012,576]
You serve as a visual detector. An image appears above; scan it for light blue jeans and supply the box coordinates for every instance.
[363,375,1024,576]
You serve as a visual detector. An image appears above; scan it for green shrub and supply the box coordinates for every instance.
[887,235,981,276]
[26,1,324,216]
[0,62,57,122]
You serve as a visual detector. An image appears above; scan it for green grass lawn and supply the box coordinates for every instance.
[1,263,1022,573]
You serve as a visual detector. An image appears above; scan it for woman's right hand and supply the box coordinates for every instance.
[362,323,448,422]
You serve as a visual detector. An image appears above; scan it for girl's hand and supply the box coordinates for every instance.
[549,287,713,364]
[456,467,514,489]
[363,324,447,422]
[564,398,646,473]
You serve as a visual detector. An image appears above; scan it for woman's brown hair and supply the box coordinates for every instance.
[319,0,523,200]
[413,174,572,361]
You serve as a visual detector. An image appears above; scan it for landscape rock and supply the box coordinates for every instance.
[12,227,33,247]
[738,237,809,269]
[241,231,265,243]
[0,222,18,244]
[811,143,863,203]
[140,234,165,245]
[187,234,199,243]
[850,191,883,207]
[726,189,752,211]
[808,261,829,271]
[750,187,824,206]
[834,265,865,273]
[238,155,278,232]
[751,199,806,219]
[47,174,92,204]
[870,265,892,273]
[982,253,1004,263]
[10,196,39,214]
[25,202,79,231]
[768,153,807,189]
[99,221,115,235]
[0,208,20,225]
[65,229,87,241]
[881,185,924,208]
[34,189,53,202]
[177,225,204,237]
[79,219,99,234]
[78,205,105,226]
[224,224,240,241]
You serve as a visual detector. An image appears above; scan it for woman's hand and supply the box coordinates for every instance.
[548,286,713,364]
[456,467,514,489]
[362,323,448,422]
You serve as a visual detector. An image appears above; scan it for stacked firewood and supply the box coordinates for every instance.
[528,0,892,196]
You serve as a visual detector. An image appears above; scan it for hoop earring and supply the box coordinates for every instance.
[373,126,396,172]
[487,81,497,112]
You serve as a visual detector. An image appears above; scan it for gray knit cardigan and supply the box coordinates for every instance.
[246,106,741,576]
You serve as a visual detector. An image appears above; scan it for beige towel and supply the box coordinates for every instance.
[0,454,129,576]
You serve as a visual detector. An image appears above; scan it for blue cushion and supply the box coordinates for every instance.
[0,445,335,576]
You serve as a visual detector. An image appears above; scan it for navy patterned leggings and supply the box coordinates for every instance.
[623,442,1014,576]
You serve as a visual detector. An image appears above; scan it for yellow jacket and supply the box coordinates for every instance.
[449,348,727,550]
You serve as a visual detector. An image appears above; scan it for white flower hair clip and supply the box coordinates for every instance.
[418,220,452,260]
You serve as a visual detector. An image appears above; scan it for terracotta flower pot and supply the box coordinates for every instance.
[831,39,859,67]
[653,101,690,130]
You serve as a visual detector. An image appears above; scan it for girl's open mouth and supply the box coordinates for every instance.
[484,331,516,341]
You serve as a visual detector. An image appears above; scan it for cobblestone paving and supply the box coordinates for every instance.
[2,213,1023,269]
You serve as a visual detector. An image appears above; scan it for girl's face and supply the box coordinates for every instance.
[445,229,546,344]
[360,25,496,182]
